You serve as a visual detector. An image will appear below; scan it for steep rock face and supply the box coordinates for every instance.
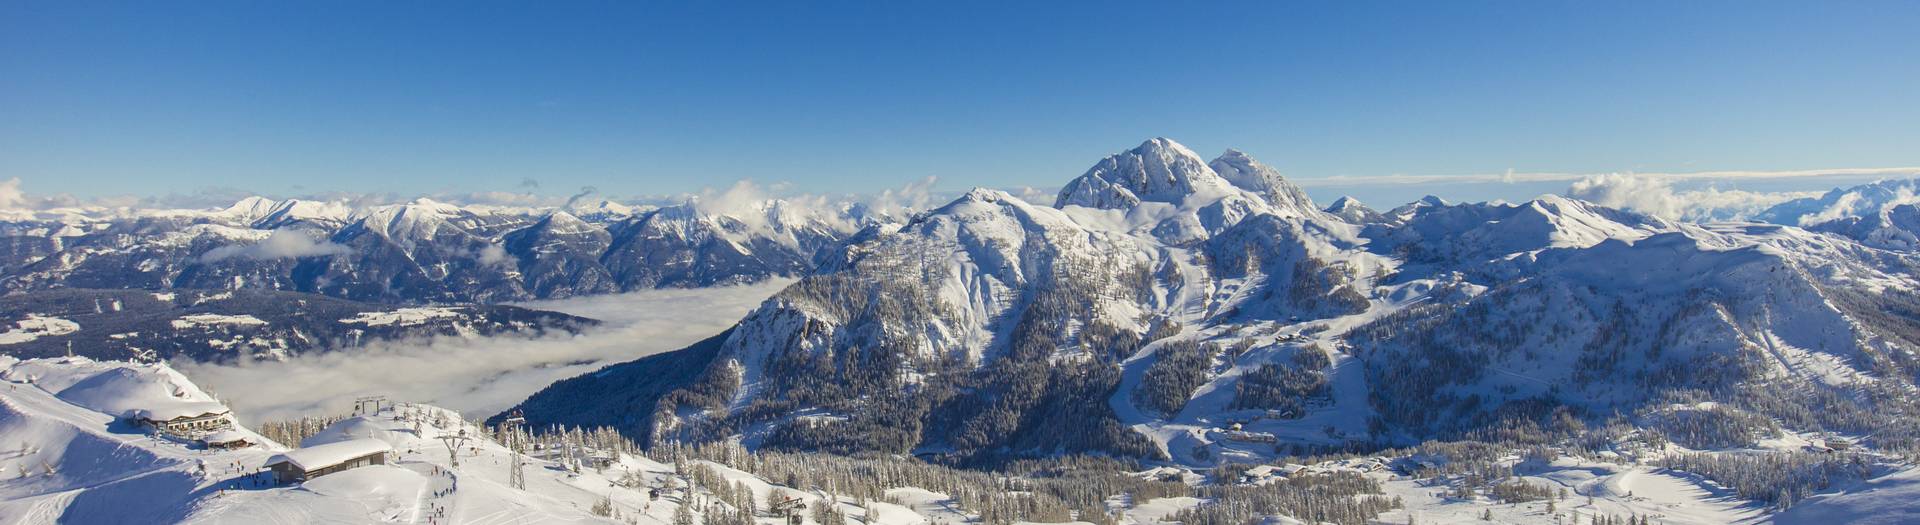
[602,203,842,290]
[503,212,618,299]
[313,200,529,304]
[691,189,1164,461]
[1053,139,1291,246]
[1056,138,1237,210]
[1208,149,1325,221]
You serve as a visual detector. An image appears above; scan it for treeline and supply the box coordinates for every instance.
[1171,470,1399,525]
[656,441,1185,525]
[1230,345,1330,414]
[254,414,345,446]
[1641,394,1780,449]
[1133,339,1213,417]
[1659,451,1873,509]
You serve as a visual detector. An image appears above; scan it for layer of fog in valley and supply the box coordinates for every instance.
[176,279,792,423]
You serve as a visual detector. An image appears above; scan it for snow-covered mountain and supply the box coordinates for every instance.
[503,139,1920,477]
[1323,196,1384,224]
[1760,178,1920,250]
[0,194,886,304]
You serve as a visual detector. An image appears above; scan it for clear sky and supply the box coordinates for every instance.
[4,1,1918,205]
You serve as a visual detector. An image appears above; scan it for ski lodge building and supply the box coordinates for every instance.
[265,438,393,484]
[200,430,253,450]
[132,402,233,435]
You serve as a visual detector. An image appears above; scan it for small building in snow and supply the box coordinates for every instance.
[1218,428,1278,444]
[200,430,253,450]
[265,438,392,484]
[132,402,233,435]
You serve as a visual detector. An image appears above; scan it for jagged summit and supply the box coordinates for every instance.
[1325,196,1384,224]
[1054,138,1238,209]
[1325,196,1366,212]
[530,210,597,234]
[219,196,353,229]
[1207,148,1322,219]
[221,196,281,221]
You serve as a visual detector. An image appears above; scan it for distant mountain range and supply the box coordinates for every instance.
[0,194,887,363]
[499,138,1920,469]
[0,288,595,363]
[0,192,892,304]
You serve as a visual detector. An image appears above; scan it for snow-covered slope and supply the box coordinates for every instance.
[0,357,823,524]
[13,357,1920,524]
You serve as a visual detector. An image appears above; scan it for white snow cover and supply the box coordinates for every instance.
[131,401,230,422]
[0,315,80,344]
[338,306,465,327]
[202,429,250,444]
[169,314,268,330]
[36,360,227,420]
[265,438,392,471]
[5,347,1920,523]
[1053,138,1288,244]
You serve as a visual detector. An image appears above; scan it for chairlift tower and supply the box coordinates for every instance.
[353,395,388,416]
[500,410,528,490]
[441,428,470,468]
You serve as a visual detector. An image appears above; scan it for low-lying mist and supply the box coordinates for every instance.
[177,280,792,425]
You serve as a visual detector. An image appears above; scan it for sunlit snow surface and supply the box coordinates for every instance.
[176,280,791,422]
[0,315,80,345]
[7,346,1920,523]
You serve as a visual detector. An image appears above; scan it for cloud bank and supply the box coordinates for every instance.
[0,178,26,210]
[177,279,791,423]
[1292,166,1920,188]
[198,229,353,262]
[1563,173,1819,222]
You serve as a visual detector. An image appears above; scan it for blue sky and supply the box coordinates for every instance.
[4,1,1918,206]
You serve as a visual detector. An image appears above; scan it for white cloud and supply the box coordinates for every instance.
[1008,186,1059,206]
[475,244,512,267]
[691,179,777,231]
[177,279,791,423]
[0,178,26,210]
[1563,173,1818,222]
[198,229,353,262]
[872,176,938,212]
